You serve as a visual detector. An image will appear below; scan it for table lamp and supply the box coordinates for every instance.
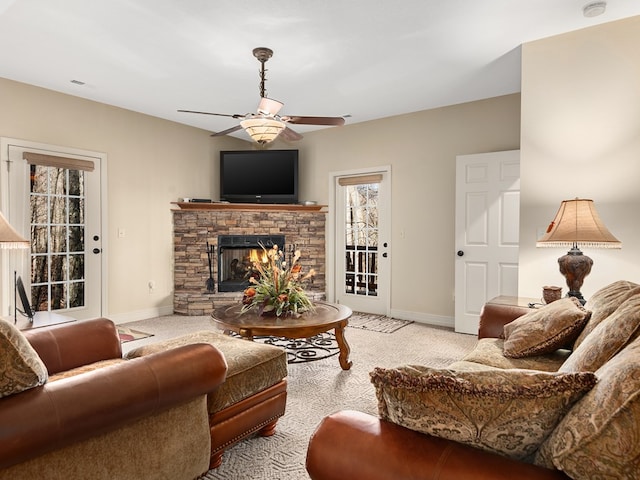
[0,211,30,322]
[537,198,621,305]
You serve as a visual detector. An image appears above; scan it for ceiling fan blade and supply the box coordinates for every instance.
[279,127,303,142]
[257,97,284,116]
[210,125,243,137]
[178,109,245,119]
[282,115,345,126]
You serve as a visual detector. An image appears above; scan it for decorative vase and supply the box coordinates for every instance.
[543,286,562,304]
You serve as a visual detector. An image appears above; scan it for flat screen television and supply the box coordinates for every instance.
[220,149,299,204]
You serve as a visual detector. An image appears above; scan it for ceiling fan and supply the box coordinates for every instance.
[178,47,346,145]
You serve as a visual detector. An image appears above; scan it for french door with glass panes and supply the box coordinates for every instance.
[2,139,104,320]
[334,169,390,315]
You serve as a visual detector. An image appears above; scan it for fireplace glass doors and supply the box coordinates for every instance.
[217,235,285,292]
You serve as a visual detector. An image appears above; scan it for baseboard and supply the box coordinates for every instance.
[389,308,454,329]
[108,304,175,324]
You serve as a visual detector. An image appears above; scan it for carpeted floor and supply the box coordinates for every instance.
[119,313,477,480]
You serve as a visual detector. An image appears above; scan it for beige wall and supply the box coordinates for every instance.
[520,16,640,300]
[0,77,246,321]
[290,94,521,321]
[0,78,520,323]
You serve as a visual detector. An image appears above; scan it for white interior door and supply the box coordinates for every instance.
[330,167,391,315]
[1,138,105,320]
[454,150,520,334]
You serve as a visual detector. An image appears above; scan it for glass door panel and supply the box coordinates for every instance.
[30,164,86,312]
[344,183,379,297]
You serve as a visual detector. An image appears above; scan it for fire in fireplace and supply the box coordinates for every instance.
[217,235,286,292]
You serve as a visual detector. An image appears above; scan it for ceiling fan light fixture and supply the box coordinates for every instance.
[240,117,286,144]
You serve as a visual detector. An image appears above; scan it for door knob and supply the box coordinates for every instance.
[382,252,388,258]
[457,250,464,257]
[93,248,101,254]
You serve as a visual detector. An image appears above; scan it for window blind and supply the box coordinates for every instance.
[337,174,383,186]
[23,152,95,172]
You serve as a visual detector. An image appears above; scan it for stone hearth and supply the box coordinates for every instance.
[172,203,327,315]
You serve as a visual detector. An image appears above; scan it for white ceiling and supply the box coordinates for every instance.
[1,0,639,141]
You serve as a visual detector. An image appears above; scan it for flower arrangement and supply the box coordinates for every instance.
[241,244,316,317]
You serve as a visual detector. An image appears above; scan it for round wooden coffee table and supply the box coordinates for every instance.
[211,301,353,370]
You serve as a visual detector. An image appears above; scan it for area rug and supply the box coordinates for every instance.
[117,326,153,343]
[348,311,413,333]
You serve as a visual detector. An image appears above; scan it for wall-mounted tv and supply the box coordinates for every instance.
[220,149,299,204]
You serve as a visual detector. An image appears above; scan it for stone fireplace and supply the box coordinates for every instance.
[172,203,327,315]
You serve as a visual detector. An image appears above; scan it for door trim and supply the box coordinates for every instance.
[0,137,109,318]
[327,165,391,314]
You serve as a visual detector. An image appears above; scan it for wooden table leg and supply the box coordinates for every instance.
[334,324,352,370]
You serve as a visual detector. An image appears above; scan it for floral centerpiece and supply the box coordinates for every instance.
[241,244,316,317]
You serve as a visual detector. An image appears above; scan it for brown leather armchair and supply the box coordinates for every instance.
[0,318,227,479]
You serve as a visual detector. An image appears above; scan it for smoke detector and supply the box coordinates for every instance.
[583,1,606,17]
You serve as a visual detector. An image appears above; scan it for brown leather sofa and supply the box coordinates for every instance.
[306,301,571,480]
[0,318,228,480]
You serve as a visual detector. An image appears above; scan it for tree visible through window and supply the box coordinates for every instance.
[344,183,378,296]
[30,164,85,311]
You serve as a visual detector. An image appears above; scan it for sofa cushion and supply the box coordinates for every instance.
[462,338,570,372]
[573,280,640,349]
[536,335,640,478]
[370,365,596,461]
[560,293,640,373]
[0,319,48,398]
[126,331,288,413]
[503,298,590,358]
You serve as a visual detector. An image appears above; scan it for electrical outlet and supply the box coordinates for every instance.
[148,281,155,294]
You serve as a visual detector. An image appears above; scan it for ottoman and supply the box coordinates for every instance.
[126,331,288,468]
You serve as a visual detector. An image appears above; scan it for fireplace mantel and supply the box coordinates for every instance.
[172,202,327,213]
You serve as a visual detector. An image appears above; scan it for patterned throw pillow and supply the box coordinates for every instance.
[573,280,640,349]
[503,297,590,358]
[560,294,640,373]
[0,319,48,398]
[536,336,640,479]
[370,365,596,461]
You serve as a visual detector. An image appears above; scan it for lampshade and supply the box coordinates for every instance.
[536,198,621,249]
[537,198,620,305]
[240,117,286,145]
[0,211,29,249]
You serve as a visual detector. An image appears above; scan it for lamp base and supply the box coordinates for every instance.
[557,247,593,306]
